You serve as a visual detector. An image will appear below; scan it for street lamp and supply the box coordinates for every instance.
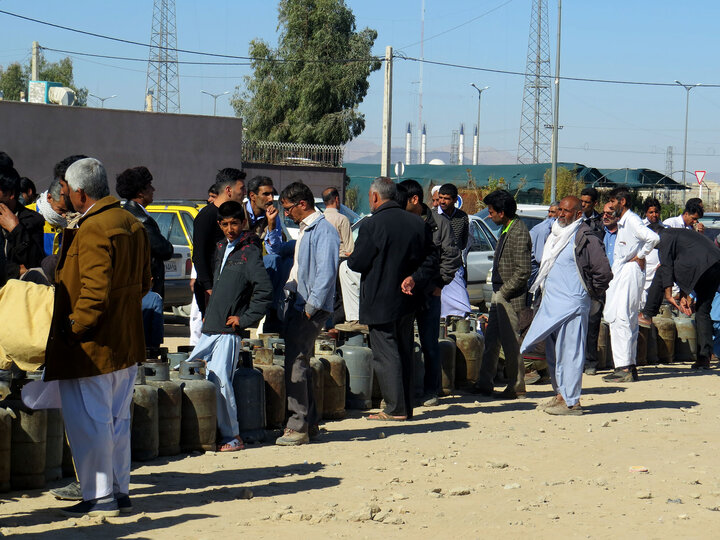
[201,90,230,116]
[470,84,489,165]
[675,80,701,204]
[89,93,117,108]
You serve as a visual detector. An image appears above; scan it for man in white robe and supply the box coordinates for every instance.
[602,188,659,383]
[521,197,612,415]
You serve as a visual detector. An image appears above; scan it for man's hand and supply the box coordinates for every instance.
[401,276,415,295]
[189,278,195,293]
[631,256,646,271]
[206,289,212,296]
[18,264,28,276]
[266,204,279,228]
[304,311,312,320]
[226,315,241,330]
[678,294,695,316]
[0,203,19,233]
[696,222,705,234]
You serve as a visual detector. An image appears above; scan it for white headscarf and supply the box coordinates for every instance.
[36,190,67,228]
[530,216,582,293]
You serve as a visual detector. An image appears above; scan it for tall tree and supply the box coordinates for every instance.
[232,0,381,145]
[0,52,87,106]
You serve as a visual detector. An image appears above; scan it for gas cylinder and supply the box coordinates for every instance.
[597,321,612,369]
[338,339,374,410]
[449,317,485,387]
[61,432,74,478]
[8,399,47,490]
[438,320,456,396]
[253,347,286,429]
[241,339,264,353]
[179,360,217,452]
[131,366,159,461]
[674,315,697,362]
[168,351,189,370]
[144,362,182,456]
[259,333,283,350]
[653,306,676,363]
[646,324,659,364]
[272,340,286,366]
[45,408,64,481]
[0,407,13,492]
[412,331,425,399]
[313,337,347,420]
[234,350,266,443]
[309,356,325,420]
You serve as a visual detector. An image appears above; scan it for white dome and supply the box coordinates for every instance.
[428,158,445,165]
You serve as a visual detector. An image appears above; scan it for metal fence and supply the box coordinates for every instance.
[242,140,344,168]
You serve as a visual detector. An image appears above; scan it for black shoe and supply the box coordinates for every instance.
[50,481,83,501]
[470,383,494,397]
[116,494,133,514]
[308,424,320,440]
[692,359,711,370]
[493,388,524,400]
[602,366,638,383]
[60,498,119,517]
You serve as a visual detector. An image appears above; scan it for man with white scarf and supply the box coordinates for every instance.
[521,197,612,415]
[602,187,659,383]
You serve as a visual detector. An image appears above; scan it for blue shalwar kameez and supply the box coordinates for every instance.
[521,241,590,406]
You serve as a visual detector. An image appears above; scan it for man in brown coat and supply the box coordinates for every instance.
[45,158,150,517]
[472,189,532,399]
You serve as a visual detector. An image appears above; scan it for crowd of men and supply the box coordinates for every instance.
[1,149,718,517]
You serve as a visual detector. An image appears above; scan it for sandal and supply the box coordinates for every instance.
[218,436,245,452]
[367,411,407,421]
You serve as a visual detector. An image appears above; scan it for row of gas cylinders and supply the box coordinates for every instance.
[597,306,698,368]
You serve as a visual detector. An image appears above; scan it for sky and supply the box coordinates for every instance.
[2,1,720,182]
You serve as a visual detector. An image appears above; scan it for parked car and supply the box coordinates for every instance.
[146,200,204,312]
[466,215,499,307]
[697,212,720,243]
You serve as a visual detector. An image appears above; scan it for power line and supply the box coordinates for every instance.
[41,46,252,66]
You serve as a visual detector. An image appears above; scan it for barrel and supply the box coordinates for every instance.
[8,400,47,490]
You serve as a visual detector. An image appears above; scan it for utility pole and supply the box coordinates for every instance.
[31,41,39,80]
[471,84,489,165]
[381,46,393,178]
[549,0,562,203]
[675,80,701,205]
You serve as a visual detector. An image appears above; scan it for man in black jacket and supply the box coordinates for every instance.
[116,167,174,297]
[640,226,720,370]
[192,168,246,317]
[347,177,437,421]
[0,168,45,280]
[400,179,461,406]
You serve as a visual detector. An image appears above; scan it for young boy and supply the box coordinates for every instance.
[186,201,273,451]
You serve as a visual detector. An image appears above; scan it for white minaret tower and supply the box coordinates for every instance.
[458,124,465,165]
[405,123,412,165]
[472,125,478,165]
[420,124,427,164]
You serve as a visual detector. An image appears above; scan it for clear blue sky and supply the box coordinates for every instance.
[1,1,720,178]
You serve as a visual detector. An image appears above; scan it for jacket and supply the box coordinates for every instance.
[655,228,720,294]
[293,213,340,315]
[243,201,283,255]
[582,211,604,241]
[423,205,460,287]
[192,203,223,291]
[124,200,174,296]
[202,232,273,334]
[492,217,532,312]
[348,200,436,325]
[573,223,613,301]
[45,196,151,381]
[2,203,45,279]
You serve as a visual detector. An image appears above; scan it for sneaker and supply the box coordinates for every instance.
[422,394,439,407]
[602,367,638,383]
[335,321,369,333]
[544,402,584,416]
[536,394,562,410]
[524,370,541,385]
[276,428,309,446]
[584,366,597,376]
[116,494,133,514]
[50,481,83,501]
[61,497,120,518]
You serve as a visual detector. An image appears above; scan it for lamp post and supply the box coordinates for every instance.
[470,84,489,166]
[675,80,701,204]
[201,90,229,116]
[89,93,117,108]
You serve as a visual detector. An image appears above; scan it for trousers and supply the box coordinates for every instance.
[59,364,136,501]
[338,260,360,322]
[416,295,441,396]
[369,313,415,418]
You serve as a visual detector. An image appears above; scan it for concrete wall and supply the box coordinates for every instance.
[0,100,243,199]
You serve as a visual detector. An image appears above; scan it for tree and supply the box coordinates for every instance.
[0,52,87,106]
[543,167,584,203]
[231,0,381,145]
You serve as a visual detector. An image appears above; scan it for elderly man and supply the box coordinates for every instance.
[473,190,532,399]
[602,187,659,383]
[522,197,612,415]
[45,157,150,517]
[348,177,435,421]
[276,182,339,446]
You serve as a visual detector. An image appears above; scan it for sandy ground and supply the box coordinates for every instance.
[2,321,720,539]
